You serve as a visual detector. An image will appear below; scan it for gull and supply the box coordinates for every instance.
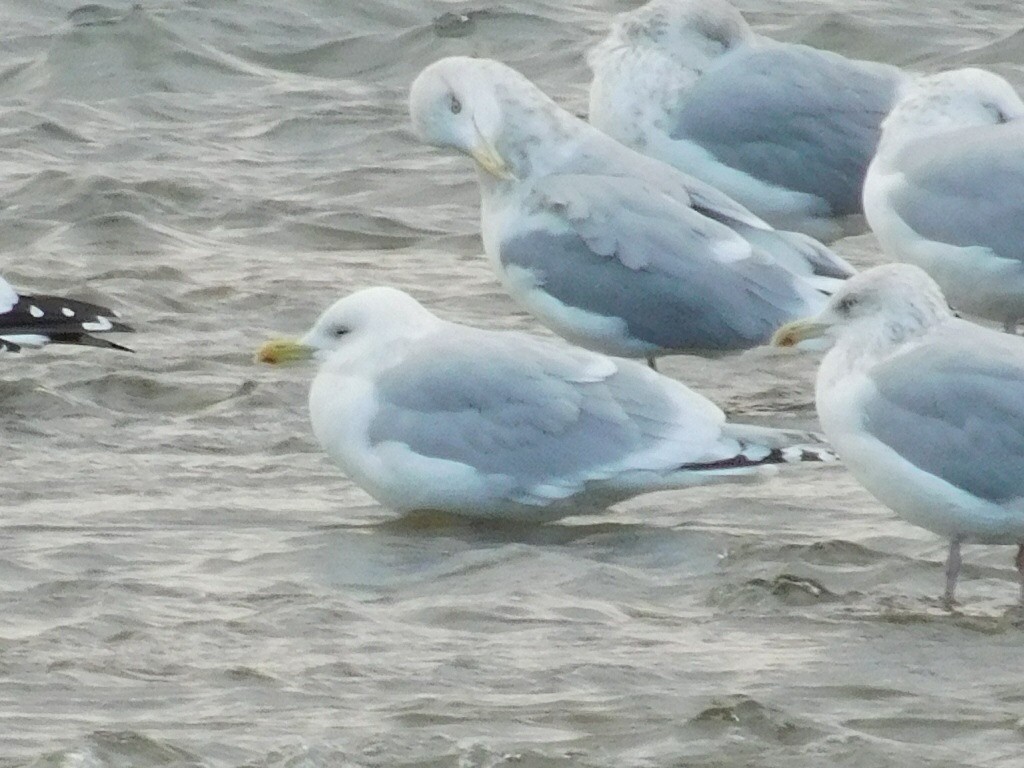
[409,56,853,368]
[588,0,906,242]
[258,286,836,521]
[774,263,1024,605]
[863,68,1024,332]
[0,275,133,353]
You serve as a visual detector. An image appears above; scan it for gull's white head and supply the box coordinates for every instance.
[773,264,952,351]
[257,287,438,367]
[879,68,1024,152]
[591,0,752,71]
[410,56,574,181]
[587,0,753,145]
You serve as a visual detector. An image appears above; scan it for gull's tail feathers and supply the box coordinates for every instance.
[681,423,838,472]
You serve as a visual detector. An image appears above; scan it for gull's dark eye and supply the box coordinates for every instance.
[836,295,858,315]
[983,103,1008,123]
[450,95,462,115]
[334,326,349,337]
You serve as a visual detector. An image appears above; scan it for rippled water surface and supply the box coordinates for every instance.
[5,1,1024,766]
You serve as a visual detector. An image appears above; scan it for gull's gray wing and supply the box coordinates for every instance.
[864,327,1024,504]
[366,329,721,501]
[571,133,855,283]
[671,45,902,216]
[503,174,820,352]
[573,126,770,231]
[888,123,1024,261]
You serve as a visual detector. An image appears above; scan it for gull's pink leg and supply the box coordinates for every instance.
[1015,544,1024,606]
[944,538,962,605]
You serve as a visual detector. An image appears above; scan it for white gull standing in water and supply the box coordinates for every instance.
[258,287,836,521]
[409,56,854,368]
[774,264,1024,605]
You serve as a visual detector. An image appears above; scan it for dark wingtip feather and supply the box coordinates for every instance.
[45,332,135,353]
[0,291,135,353]
[679,443,838,471]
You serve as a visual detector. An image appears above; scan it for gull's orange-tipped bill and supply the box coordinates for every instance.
[256,338,314,365]
[771,318,829,348]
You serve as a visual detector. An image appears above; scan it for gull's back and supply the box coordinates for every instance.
[670,44,903,217]
[884,122,1024,261]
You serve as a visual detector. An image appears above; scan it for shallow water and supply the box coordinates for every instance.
[4,1,1024,766]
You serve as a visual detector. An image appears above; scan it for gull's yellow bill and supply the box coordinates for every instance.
[469,130,514,180]
[771,319,830,348]
[256,338,314,365]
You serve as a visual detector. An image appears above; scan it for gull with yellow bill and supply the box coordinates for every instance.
[774,263,1024,605]
[258,286,835,521]
[409,56,854,368]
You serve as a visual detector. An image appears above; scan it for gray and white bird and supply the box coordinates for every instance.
[863,68,1024,332]
[774,264,1024,605]
[258,287,835,522]
[0,275,133,353]
[588,0,906,242]
[409,56,854,367]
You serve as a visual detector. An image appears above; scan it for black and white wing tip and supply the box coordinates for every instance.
[0,290,135,354]
[679,442,839,472]
[680,423,839,473]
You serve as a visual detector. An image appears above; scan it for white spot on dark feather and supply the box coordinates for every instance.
[61,307,75,317]
[740,445,770,461]
[29,305,44,318]
[81,316,114,332]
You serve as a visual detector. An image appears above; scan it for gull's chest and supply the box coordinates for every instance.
[815,351,876,448]
[308,372,379,475]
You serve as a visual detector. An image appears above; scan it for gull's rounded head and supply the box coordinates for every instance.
[882,68,1024,145]
[303,287,437,357]
[773,264,952,349]
[411,57,508,152]
[822,264,950,327]
[600,0,752,63]
[258,287,438,367]
[409,57,569,180]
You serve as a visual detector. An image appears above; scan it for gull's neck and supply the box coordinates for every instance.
[481,90,587,186]
[874,117,969,165]
[819,312,952,393]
